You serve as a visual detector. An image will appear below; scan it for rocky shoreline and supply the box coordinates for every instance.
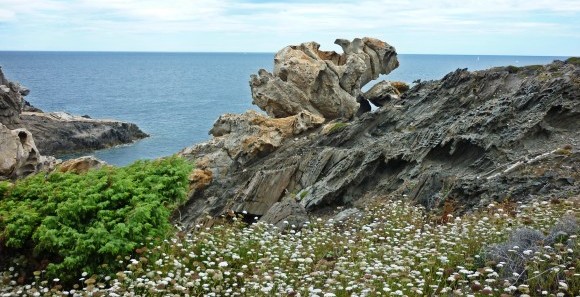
[0,66,148,179]
[177,38,579,229]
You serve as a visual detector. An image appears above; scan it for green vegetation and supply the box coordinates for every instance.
[505,65,520,73]
[0,156,192,282]
[566,57,580,66]
[505,64,543,74]
[522,64,544,71]
[327,122,348,135]
[1,197,577,296]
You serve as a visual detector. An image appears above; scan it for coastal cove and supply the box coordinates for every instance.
[0,52,567,165]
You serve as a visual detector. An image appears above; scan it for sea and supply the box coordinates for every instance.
[0,52,568,166]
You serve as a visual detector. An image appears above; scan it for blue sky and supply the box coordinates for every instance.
[0,0,578,55]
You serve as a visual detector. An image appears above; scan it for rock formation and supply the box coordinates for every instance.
[0,65,148,179]
[57,156,107,174]
[0,124,57,180]
[19,112,148,156]
[0,67,27,125]
[0,66,148,164]
[250,37,399,120]
[178,58,580,229]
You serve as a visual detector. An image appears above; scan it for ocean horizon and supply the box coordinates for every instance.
[0,52,568,165]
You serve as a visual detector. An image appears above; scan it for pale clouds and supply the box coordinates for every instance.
[0,0,578,54]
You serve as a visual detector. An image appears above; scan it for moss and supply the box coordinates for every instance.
[566,57,580,65]
[521,64,543,71]
[327,122,348,135]
[505,65,520,73]
[554,147,572,156]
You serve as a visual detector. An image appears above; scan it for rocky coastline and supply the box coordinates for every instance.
[0,66,148,179]
[177,38,579,229]
[0,38,578,296]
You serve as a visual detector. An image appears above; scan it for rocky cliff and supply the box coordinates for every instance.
[177,39,579,228]
[0,66,147,179]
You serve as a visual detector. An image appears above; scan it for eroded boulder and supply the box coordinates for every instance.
[0,124,57,179]
[250,37,399,120]
[364,80,401,107]
[260,199,309,230]
[58,156,107,174]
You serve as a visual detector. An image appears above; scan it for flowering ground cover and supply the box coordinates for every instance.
[1,197,578,296]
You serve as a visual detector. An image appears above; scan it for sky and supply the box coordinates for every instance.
[0,0,578,55]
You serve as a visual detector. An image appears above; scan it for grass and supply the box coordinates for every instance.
[566,57,580,66]
[0,198,578,296]
[326,122,348,135]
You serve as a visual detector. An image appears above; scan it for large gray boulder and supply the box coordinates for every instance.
[260,200,309,230]
[250,37,399,120]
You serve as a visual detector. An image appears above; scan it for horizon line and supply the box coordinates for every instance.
[0,50,573,58]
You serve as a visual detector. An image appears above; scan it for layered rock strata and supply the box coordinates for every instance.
[178,58,580,229]
[19,112,148,156]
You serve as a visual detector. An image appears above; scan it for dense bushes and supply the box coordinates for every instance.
[0,156,192,282]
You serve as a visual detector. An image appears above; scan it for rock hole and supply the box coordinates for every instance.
[234,212,262,225]
[18,131,27,144]
[425,139,486,167]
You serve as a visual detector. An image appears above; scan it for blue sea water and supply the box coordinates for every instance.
[0,52,568,165]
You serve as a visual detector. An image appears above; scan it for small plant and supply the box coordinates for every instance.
[566,57,580,65]
[326,122,348,135]
[0,181,11,197]
[391,81,410,93]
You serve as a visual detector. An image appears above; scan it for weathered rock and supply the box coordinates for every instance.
[260,199,309,229]
[0,67,148,157]
[364,80,401,107]
[183,110,323,170]
[250,37,399,120]
[58,156,106,174]
[0,67,24,125]
[177,60,580,229]
[330,208,363,224]
[0,124,57,179]
[177,110,324,223]
[19,112,148,156]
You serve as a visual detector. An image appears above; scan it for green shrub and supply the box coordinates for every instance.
[505,65,520,73]
[0,156,192,282]
[566,57,580,65]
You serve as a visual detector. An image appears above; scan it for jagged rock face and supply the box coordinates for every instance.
[0,124,57,180]
[20,112,148,156]
[178,110,324,222]
[178,60,580,229]
[0,67,26,126]
[250,37,399,120]
[363,80,401,107]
